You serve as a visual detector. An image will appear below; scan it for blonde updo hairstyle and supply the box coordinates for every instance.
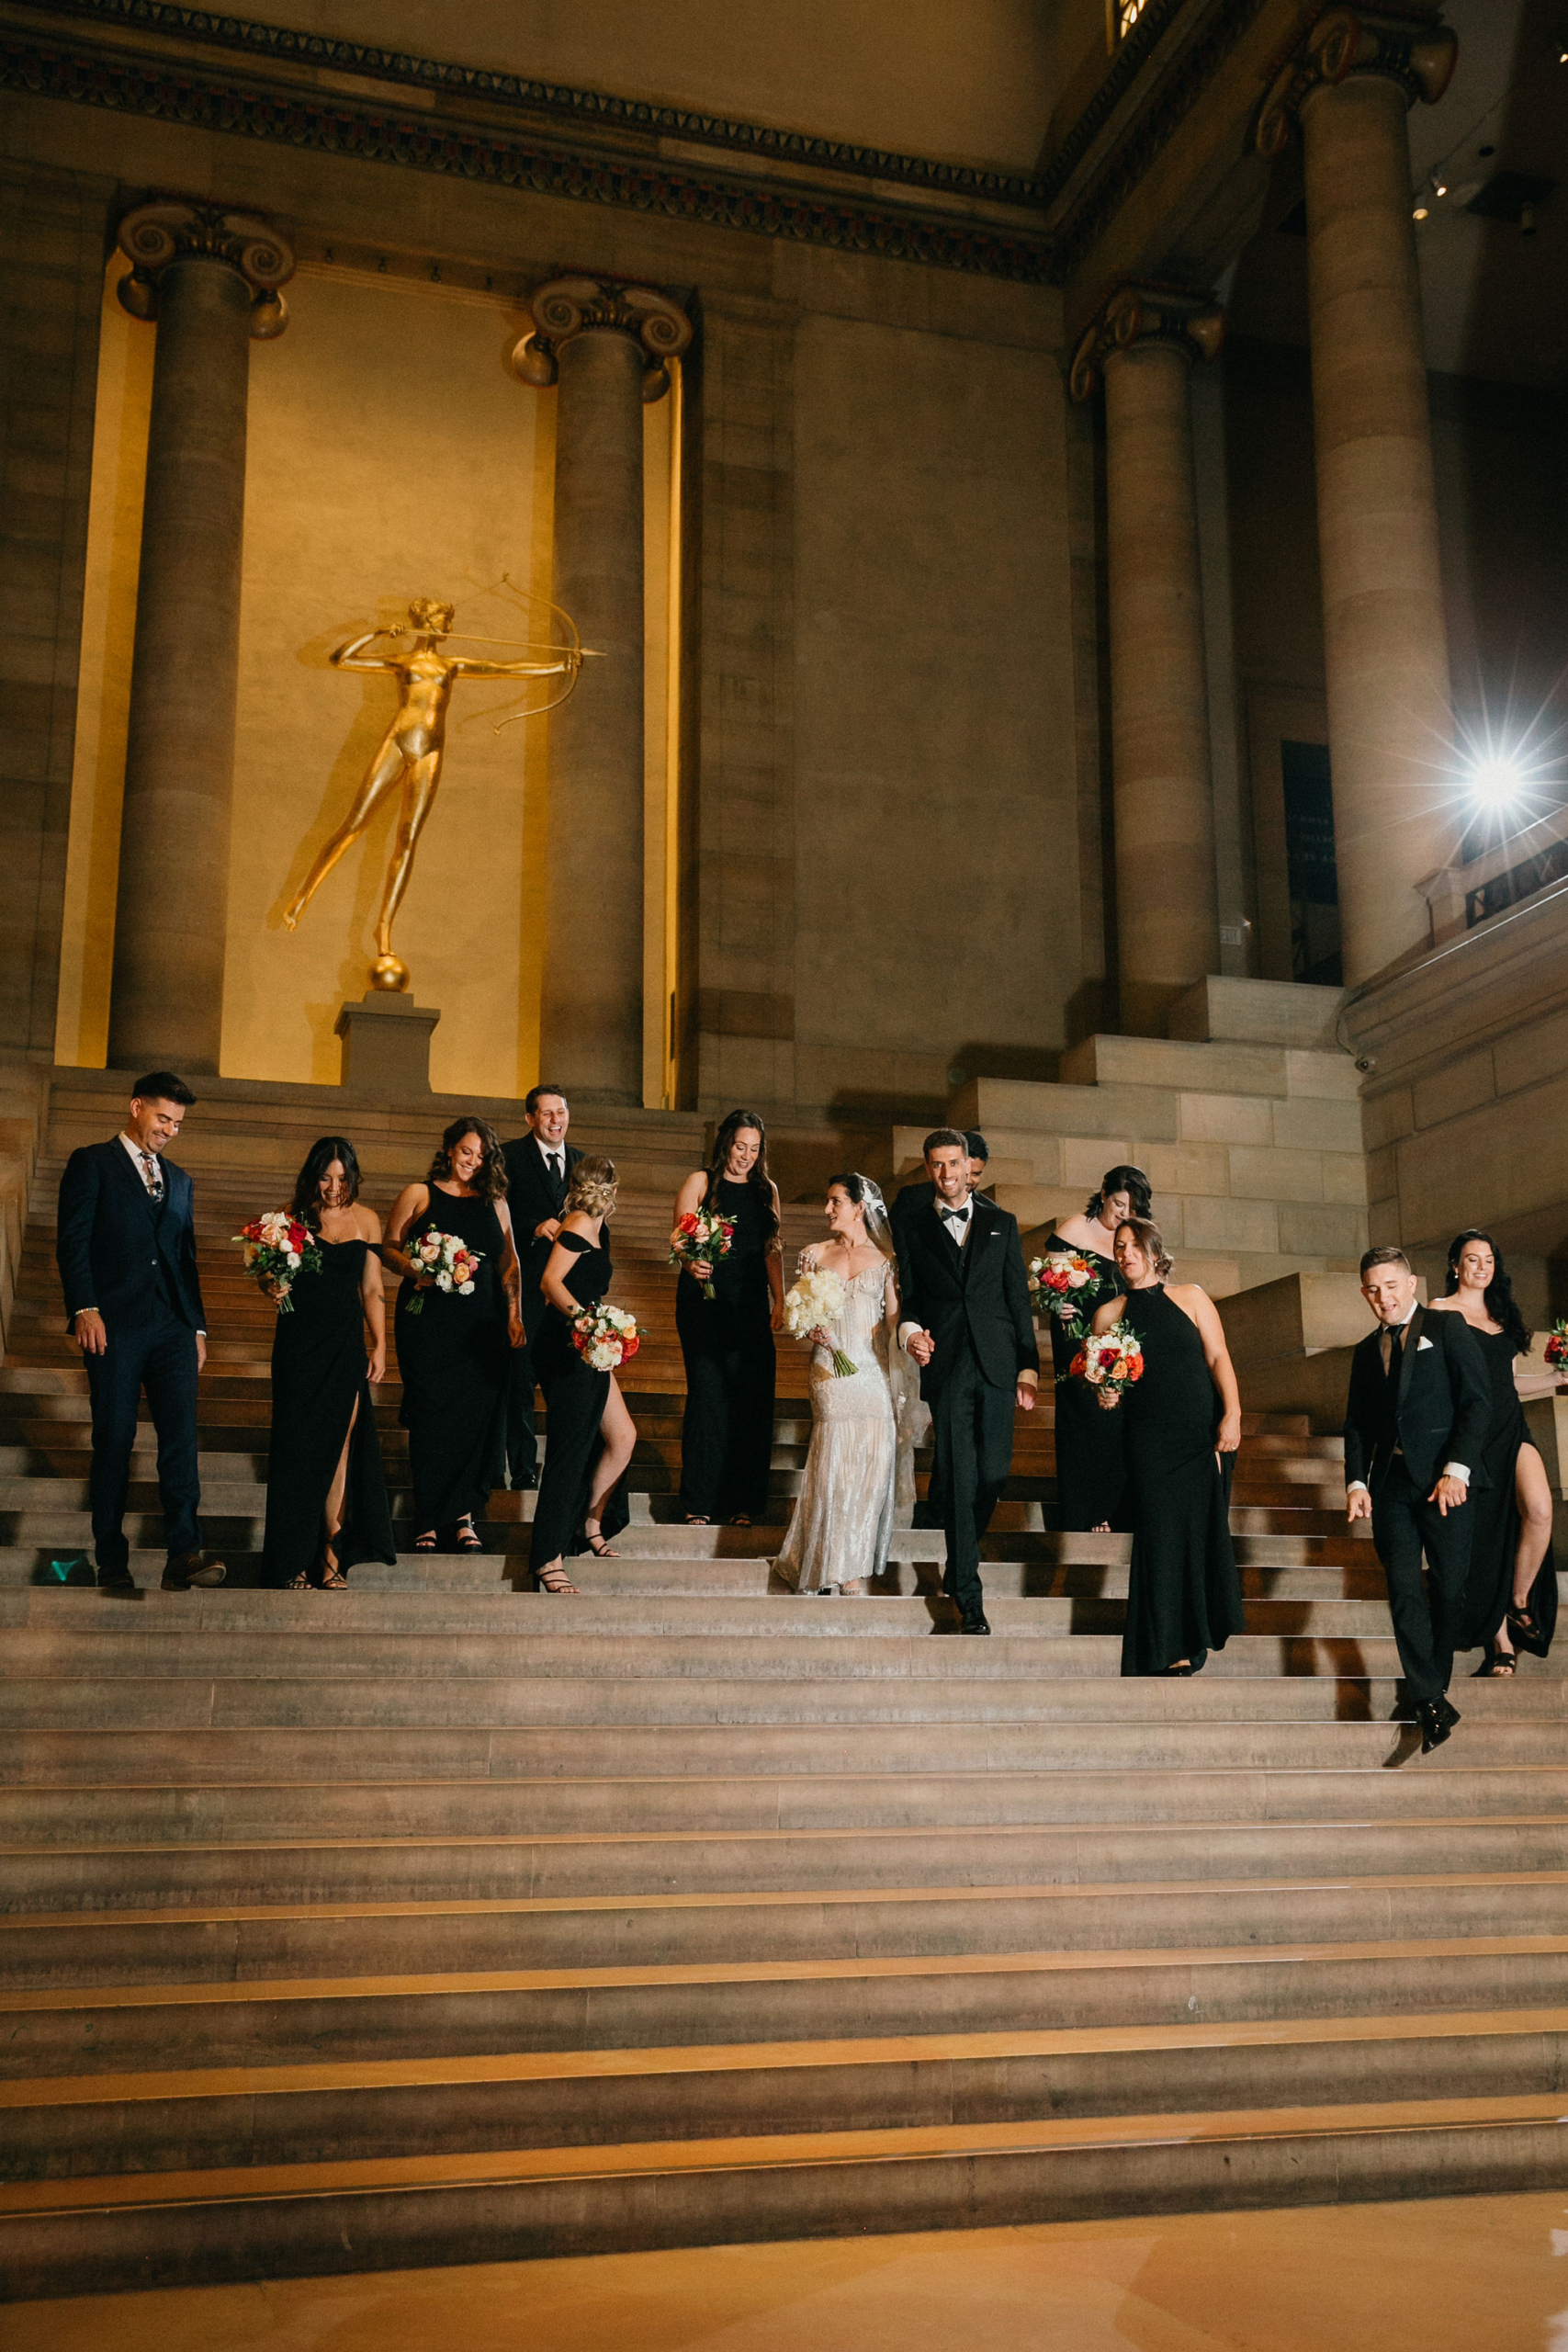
[565,1154,617,1220]
[1115,1216,1173,1281]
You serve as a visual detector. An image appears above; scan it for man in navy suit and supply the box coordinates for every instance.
[56,1071,225,1593]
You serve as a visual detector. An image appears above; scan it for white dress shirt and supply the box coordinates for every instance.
[536,1136,568,1185]
[1346,1301,1469,1494]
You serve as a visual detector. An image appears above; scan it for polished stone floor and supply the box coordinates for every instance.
[5,2191,1567,2349]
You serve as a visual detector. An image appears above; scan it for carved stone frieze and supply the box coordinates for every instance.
[1256,6,1458,161]
[116,200,296,336]
[1068,283,1224,403]
[512,277,693,402]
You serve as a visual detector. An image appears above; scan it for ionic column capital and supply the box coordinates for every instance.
[116,200,295,338]
[513,276,693,403]
[1069,284,1224,404]
[1257,6,1457,160]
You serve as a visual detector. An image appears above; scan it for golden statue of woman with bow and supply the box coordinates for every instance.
[286,596,581,991]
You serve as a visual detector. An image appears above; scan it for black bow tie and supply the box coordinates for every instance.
[940,1204,970,1225]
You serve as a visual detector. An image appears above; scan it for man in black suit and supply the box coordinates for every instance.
[896,1127,1038,1634]
[56,1072,225,1594]
[1344,1244,1490,1752]
[891,1131,992,1530]
[501,1082,582,1487]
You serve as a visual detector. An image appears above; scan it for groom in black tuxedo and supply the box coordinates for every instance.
[56,1072,225,1593]
[896,1128,1038,1634]
[1344,1245,1489,1751]
[501,1083,582,1487]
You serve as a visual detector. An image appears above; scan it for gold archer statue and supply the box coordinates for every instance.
[285,595,582,992]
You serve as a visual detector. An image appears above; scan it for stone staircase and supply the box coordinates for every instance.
[0,1112,1564,2300]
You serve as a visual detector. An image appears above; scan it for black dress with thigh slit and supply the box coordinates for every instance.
[262,1238,396,1587]
[676,1176,777,1521]
[1037,1232,1126,1532]
[530,1229,631,1566]
[1116,1284,1246,1677]
[393,1189,510,1537]
[1453,1326,1557,1662]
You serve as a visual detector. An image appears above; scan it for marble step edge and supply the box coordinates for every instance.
[2,2090,1564,2304]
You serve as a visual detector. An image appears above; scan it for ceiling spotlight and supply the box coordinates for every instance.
[1434,180,1449,197]
[1413,203,1429,220]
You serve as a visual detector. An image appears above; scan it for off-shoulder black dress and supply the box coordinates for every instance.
[530,1227,631,1566]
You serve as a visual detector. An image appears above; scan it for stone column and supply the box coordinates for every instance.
[1258,8,1459,986]
[1072,286,1224,1036]
[107,202,293,1074]
[513,277,691,1104]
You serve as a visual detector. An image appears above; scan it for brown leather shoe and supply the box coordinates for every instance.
[161,1553,226,1591]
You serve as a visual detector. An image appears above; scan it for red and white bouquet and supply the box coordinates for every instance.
[1068,1320,1145,1411]
[669,1204,735,1300]
[1546,1321,1568,1372]
[234,1210,321,1313]
[1029,1250,1099,1323]
[571,1301,644,1371]
[403,1229,483,1316]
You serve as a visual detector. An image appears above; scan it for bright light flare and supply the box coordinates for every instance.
[1467,753,1529,808]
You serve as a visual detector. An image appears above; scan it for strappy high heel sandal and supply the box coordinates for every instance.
[1478,1647,1516,1676]
[318,1544,348,1589]
[533,1563,579,1593]
[583,1521,618,1558]
[455,1518,484,1553]
[1506,1602,1549,1657]
[413,1531,438,1553]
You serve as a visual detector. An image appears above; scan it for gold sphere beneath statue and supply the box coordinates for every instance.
[369,954,410,993]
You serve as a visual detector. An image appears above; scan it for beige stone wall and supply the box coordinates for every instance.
[790,313,1077,1122]
[1350,883,1568,1325]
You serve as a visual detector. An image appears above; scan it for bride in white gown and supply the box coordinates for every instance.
[775,1173,913,1595]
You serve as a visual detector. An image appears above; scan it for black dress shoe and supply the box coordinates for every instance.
[1436,1694,1461,1730]
[1416,1700,1451,1754]
[96,1563,135,1592]
[510,1472,537,1492]
[959,1611,991,1636]
[162,1553,227,1591]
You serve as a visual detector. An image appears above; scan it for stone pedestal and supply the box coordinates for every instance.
[334,995,441,1097]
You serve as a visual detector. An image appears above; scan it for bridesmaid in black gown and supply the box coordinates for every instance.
[530,1157,637,1591]
[261,1136,396,1590]
[1037,1164,1151,1532]
[1428,1230,1557,1675]
[386,1117,524,1554]
[1091,1216,1246,1676]
[672,1109,784,1525]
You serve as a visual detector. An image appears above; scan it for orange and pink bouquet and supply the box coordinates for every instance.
[1068,1321,1145,1411]
[669,1204,735,1301]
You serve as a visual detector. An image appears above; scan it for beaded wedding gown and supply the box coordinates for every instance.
[774,1250,901,1593]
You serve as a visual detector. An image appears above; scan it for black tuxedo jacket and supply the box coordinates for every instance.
[890,1177,993,1244]
[56,1139,207,1334]
[895,1192,1039,1401]
[502,1134,583,1335]
[1342,1303,1490,1496]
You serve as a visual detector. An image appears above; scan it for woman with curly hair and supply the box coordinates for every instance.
[1427,1229,1556,1674]
[528,1156,637,1591]
[385,1116,524,1553]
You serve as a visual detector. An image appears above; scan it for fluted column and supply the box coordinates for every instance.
[107,202,292,1073]
[1072,286,1224,1036]
[1259,7,1459,985]
[513,277,691,1104]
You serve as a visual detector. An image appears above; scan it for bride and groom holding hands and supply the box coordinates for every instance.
[775,1129,1038,1634]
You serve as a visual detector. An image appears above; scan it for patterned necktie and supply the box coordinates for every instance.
[139,1151,164,1204]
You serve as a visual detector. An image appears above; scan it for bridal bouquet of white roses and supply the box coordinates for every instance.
[782,1266,858,1378]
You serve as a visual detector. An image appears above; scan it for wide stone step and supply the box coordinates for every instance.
[1,1677,1555,1775]
[8,1931,1567,2079]
[7,1812,1567,1915]
[2,1755,1563,1849]
[5,2084,1566,2300]
[7,2005,1567,2188]
[8,1866,1564,1993]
